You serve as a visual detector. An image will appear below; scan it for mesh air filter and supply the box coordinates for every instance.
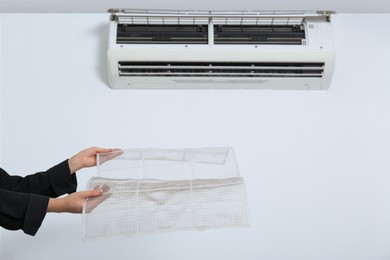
[82,148,250,240]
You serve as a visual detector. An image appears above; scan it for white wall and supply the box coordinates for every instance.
[5,1,390,13]
[1,13,390,260]
[1,0,390,13]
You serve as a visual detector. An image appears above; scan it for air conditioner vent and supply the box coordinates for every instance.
[117,24,208,44]
[214,25,305,45]
[118,61,324,78]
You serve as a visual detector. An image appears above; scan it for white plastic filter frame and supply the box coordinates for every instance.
[82,147,250,240]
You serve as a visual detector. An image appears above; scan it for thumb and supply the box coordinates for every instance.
[82,189,103,199]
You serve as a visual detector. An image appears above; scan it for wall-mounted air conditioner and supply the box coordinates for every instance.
[107,9,335,90]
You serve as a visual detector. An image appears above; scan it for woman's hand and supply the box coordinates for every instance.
[68,147,115,174]
[47,185,111,213]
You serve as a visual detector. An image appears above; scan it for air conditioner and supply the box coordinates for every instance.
[107,9,335,90]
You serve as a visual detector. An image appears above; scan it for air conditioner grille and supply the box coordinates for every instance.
[117,24,208,44]
[214,25,305,45]
[118,61,324,78]
[116,24,305,45]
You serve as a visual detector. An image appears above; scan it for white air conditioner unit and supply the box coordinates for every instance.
[107,9,335,90]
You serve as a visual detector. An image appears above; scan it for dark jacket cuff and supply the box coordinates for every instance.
[23,194,49,236]
[48,160,77,196]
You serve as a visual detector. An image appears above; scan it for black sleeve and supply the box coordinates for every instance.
[0,190,48,236]
[0,160,77,197]
[0,160,78,236]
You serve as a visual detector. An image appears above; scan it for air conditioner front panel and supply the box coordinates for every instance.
[107,47,335,89]
[108,77,327,90]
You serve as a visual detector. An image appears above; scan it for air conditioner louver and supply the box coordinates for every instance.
[107,10,335,90]
[118,61,324,78]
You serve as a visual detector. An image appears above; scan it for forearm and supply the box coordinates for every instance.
[47,189,104,214]
[47,198,67,213]
[47,197,83,214]
[67,156,83,175]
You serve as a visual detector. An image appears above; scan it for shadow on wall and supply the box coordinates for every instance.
[92,23,109,87]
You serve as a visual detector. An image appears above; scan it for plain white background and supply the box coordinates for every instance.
[0,0,390,13]
[1,13,390,260]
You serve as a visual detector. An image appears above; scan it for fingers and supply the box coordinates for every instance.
[85,185,113,213]
[82,189,103,199]
[101,184,111,193]
[98,149,124,165]
[93,184,110,192]
[90,147,113,155]
[69,147,122,173]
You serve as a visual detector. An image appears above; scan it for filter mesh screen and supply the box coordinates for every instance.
[82,148,250,240]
